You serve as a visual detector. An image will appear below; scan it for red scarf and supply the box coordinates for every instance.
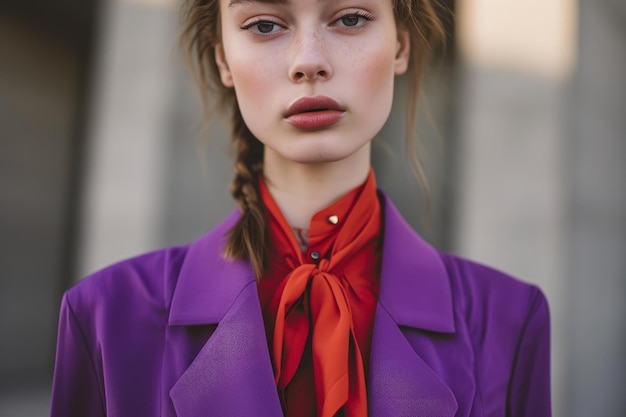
[258,169,381,417]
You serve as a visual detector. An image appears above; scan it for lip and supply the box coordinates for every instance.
[284,96,345,130]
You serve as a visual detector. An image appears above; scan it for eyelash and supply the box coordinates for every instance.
[334,11,374,28]
[240,11,375,36]
[240,19,283,35]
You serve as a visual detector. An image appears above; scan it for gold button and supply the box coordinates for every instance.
[328,215,339,225]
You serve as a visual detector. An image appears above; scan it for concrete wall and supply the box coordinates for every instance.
[455,1,626,415]
[565,0,626,414]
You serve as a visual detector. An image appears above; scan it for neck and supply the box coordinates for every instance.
[263,146,371,229]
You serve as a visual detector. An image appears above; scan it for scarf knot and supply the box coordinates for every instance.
[259,169,381,417]
[272,262,366,417]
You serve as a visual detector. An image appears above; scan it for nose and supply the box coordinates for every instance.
[288,29,332,82]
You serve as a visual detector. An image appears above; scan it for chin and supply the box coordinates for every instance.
[259,126,374,167]
[281,149,350,165]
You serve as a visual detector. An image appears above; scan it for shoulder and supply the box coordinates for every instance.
[64,215,240,325]
[379,195,551,411]
[440,251,548,324]
[439,253,551,413]
[439,252,550,365]
[64,210,242,318]
[63,245,190,325]
[379,193,549,336]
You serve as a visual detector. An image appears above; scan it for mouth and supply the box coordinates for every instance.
[284,96,345,118]
[284,96,346,130]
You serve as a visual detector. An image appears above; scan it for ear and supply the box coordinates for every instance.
[394,28,410,75]
[215,43,234,87]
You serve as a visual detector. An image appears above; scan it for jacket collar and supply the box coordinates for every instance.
[169,192,455,334]
[377,191,456,333]
[168,210,255,326]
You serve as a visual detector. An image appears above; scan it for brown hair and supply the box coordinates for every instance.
[180,0,445,278]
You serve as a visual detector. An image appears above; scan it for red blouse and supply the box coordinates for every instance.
[258,169,382,417]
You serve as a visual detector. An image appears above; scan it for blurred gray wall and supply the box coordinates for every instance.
[454,1,626,415]
[455,66,568,414]
[0,0,97,413]
[565,0,626,414]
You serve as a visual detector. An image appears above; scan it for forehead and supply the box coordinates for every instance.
[228,0,291,6]
[227,0,390,8]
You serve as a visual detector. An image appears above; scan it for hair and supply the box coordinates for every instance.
[180,0,445,279]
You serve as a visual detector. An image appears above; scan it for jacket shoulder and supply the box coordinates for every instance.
[440,251,550,365]
[439,253,551,415]
[440,252,547,317]
[63,210,241,325]
[441,253,547,326]
[64,245,190,320]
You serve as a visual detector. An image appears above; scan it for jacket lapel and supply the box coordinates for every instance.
[368,194,458,417]
[167,210,283,417]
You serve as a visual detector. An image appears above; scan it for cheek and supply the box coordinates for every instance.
[227,47,279,114]
[231,64,271,112]
[351,46,397,112]
[345,29,397,92]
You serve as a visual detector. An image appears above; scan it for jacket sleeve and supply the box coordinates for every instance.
[507,288,551,417]
[50,292,106,417]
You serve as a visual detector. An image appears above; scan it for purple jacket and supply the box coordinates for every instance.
[51,194,551,417]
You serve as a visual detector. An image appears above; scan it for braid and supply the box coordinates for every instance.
[223,104,269,279]
[179,0,270,278]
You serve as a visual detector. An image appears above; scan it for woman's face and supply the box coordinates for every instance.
[216,0,409,167]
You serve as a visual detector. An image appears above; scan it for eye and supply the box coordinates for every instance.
[340,15,361,27]
[241,19,284,35]
[333,12,373,28]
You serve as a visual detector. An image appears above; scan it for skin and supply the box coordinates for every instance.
[216,0,410,228]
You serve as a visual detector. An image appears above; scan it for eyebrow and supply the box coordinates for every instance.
[229,0,291,7]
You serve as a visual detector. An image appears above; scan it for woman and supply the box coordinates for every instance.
[51,0,551,416]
